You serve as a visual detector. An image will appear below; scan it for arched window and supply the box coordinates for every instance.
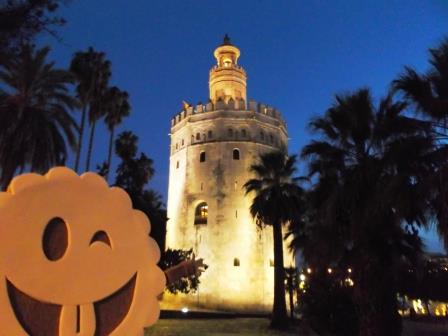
[194,202,208,225]
[234,258,240,267]
[269,134,273,143]
[260,131,265,141]
[228,128,234,137]
[208,130,213,139]
[191,135,194,144]
[241,129,247,138]
[181,139,184,146]
[196,133,200,140]
[233,149,240,160]
[200,151,206,162]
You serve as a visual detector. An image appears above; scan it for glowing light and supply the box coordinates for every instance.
[181,307,189,313]
[299,274,306,281]
[306,268,312,274]
[348,268,352,273]
[327,268,333,274]
[412,299,427,315]
[431,302,447,317]
[345,278,354,286]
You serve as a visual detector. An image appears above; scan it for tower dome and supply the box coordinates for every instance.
[209,35,247,105]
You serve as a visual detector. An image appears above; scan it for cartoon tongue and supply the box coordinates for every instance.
[59,304,96,336]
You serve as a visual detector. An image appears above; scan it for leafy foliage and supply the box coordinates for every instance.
[114,131,154,196]
[300,271,358,336]
[106,131,200,294]
[244,151,304,329]
[394,38,448,248]
[295,88,448,335]
[70,47,111,172]
[0,44,77,189]
[0,0,67,59]
[159,248,200,294]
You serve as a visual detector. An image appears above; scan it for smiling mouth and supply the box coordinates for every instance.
[6,274,137,336]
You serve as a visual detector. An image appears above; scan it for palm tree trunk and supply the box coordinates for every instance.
[353,258,401,336]
[85,120,96,172]
[75,105,87,172]
[270,221,288,329]
[105,126,115,181]
[289,285,294,319]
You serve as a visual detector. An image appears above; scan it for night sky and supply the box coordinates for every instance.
[38,0,448,252]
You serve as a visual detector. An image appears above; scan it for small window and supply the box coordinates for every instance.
[228,128,234,137]
[223,59,232,67]
[208,130,213,139]
[269,134,273,143]
[235,210,238,218]
[270,259,274,267]
[176,161,179,169]
[234,181,238,191]
[200,151,206,162]
[182,139,184,146]
[260,131,265,141]
[200,182,203,191]
[196,133,200,140]
[175,143,178,150]
[234,258,240,267]
[241,129,247,138]
[194,202,208,225]
[233,149,240,160]
[191,135,194,144]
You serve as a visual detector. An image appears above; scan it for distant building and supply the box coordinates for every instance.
[163,36,294,312]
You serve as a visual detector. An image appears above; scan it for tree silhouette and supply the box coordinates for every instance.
[244,151,303,330]
[0,45,77,189]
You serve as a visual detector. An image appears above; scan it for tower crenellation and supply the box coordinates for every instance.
[170,100,286,127]
[164,36,294,313]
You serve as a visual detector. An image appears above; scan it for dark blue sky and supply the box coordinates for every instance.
[39,0,448,252]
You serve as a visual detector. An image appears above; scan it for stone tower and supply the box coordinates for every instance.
[164,36,293,313]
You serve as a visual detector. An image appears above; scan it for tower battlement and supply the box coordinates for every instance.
[209,64,246,73]
[170,100,286,128]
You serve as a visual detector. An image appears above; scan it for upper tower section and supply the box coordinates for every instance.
[209,35,247,106]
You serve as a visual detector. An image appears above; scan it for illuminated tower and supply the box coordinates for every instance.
[164,36,293,312]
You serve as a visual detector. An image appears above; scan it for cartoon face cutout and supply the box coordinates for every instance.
[0,167,166,336]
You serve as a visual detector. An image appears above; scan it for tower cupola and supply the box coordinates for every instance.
[209,35,247,105]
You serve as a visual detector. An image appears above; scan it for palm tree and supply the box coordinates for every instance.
[393,37,448,246]
[284,266,298,320]
[70,47,110,172]
[300,88,446,336]
[104,87,130,181]
[243,151,303,330]
[84,66,111,172]
[0,45,77,189]
[393,38,448,131]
